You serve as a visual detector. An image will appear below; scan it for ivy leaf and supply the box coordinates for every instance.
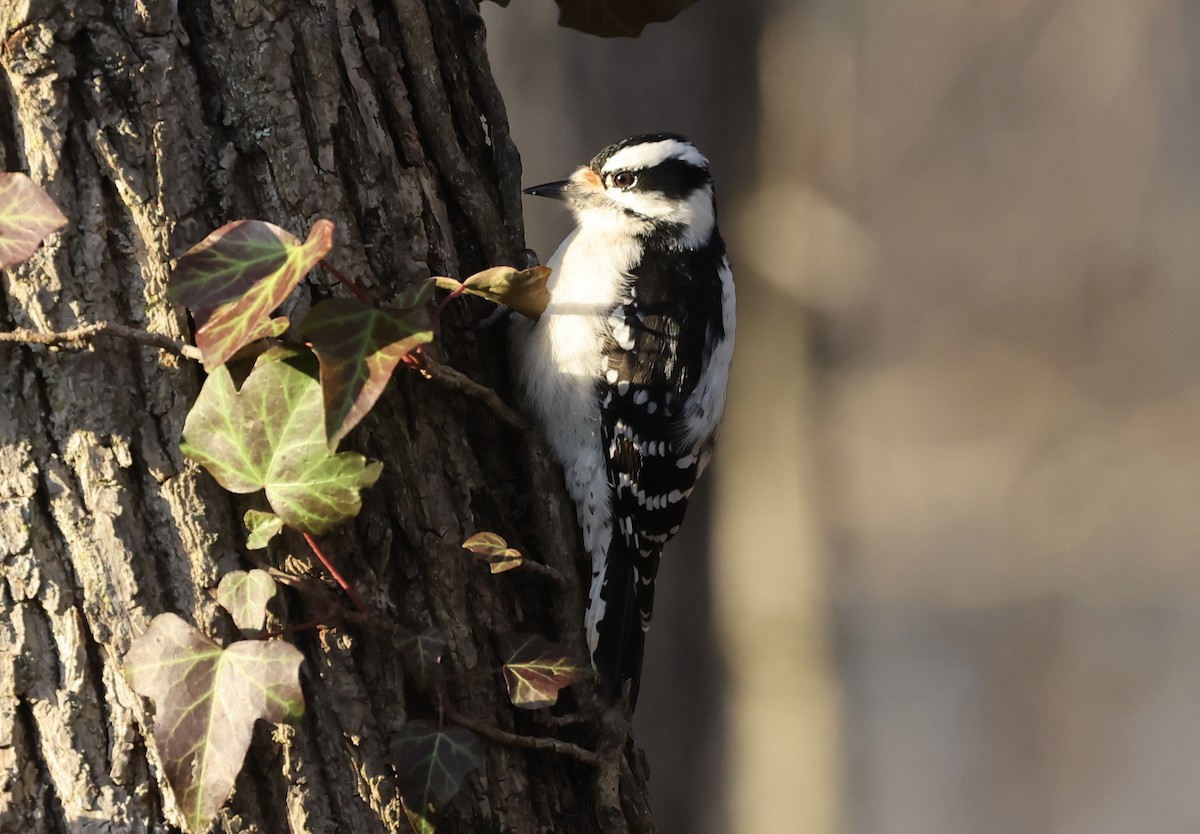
[216,569,278,635]
[243,509,284,550]
[395,628,447,690]
[554,0,698,37]
[124,613,304,834]
[462,532,523,574]
[169,219,334,368]
[243,315,291,344]
[180,346,382,534]
[393,720,482,814]
[299,286,434,445]
[0,172,67,268]
[402,805,437,834]
[433,265,550,321]
[500,633,589,709]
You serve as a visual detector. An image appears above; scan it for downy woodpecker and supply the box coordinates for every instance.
[512,134,735,706]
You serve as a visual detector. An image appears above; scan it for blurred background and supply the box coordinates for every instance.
[483,1,1200,832]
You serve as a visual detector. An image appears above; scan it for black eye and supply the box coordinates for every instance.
[612,171,637,189]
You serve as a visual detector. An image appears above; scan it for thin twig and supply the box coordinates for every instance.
[421,356,528,431]
[0,321,202,360]
[530,712,591,730]
[443,703,599,767]
[517,558,568,588]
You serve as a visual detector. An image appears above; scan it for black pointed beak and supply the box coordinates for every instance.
[523,180,571,200]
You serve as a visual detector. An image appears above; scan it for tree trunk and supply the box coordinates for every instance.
[0,2,650,832]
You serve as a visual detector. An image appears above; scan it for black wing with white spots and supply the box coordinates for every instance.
[591,234,728,702]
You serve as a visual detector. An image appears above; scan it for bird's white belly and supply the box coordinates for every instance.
[513,226,638,561]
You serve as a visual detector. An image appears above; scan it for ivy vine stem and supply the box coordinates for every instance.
[443,703,599,766]
[0,321,202,360]
[319,258,373,305]
[302,532,367,612]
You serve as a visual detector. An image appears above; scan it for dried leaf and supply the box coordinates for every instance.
[433,265,550,321]
[462,532,524,574]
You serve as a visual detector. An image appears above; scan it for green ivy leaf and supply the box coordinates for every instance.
[124,613,304,834]
[180,346,382,534]
[0,172,67,268]
[395,628,447,690]
[433,265,550,321]
[243,509,284,550]
[216,569,278,635]
[299,285,434,445]
[393,720,482,814]
[402,805,438,834]
[169,219,334,368]
[500,633,589,709]
[554,0,698,37]
[462,532,523,574]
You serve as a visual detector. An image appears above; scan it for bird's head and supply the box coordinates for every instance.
[525,133,717,249]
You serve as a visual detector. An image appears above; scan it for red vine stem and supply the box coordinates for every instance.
[320,259,373,305]
[433,282,467,323]
[302,532,367,612]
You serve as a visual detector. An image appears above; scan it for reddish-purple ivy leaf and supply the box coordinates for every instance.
[299,285,434,445]
[124,613,304,834]
[180,346,382,534]
[433,265,550,321]
[555,0,698,37]
[500,633,589,709]
[243,314,291,344]
[216,569,278,635]
[0,172,67,268]
[169,219,334,368]
[462,532,523,574]
[395,628,447,690]
[393,720,483,814]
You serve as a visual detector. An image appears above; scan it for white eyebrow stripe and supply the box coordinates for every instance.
[600,139,709,174]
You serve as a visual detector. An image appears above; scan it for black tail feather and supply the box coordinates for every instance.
[593,541,647,708]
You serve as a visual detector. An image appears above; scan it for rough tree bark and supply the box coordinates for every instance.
[0,2,652,832]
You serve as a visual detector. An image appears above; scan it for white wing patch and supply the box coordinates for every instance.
[681,256,735,453]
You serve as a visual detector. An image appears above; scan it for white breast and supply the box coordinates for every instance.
[512,221,642,561]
